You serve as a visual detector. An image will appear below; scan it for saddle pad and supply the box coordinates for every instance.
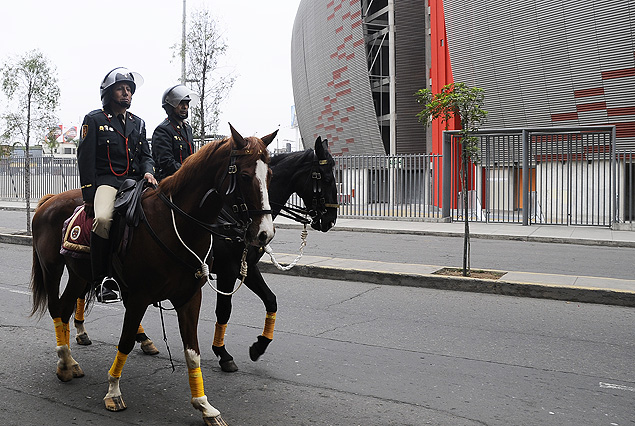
[60,205,92,258]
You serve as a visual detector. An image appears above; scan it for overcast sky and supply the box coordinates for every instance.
[0,0,303,150]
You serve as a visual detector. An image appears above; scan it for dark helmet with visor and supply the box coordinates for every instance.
[100,67,144,106]
[162,84,200,111]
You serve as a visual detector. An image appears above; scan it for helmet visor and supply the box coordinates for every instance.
[164,85,200,108]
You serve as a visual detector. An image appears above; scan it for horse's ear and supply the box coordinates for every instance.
[260,129,278,147]
[229,123,247,149]
[315,136,328,159]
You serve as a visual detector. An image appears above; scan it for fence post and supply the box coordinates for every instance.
[611,125,617,225]
[522,129,529,225]
[442,131,452,219]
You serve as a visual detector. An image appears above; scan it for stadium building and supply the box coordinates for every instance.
[291,0,635,156]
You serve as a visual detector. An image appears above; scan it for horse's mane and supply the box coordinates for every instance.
[270,148,313,169]
[159,136,270,197]
[159,138,228,196]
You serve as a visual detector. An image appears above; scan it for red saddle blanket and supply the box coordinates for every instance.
[60,205,92,258]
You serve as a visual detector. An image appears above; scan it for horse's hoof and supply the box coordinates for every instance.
[219,359,238,373]
[56,365,73,382]
[140,339,159,355]
[249,335,272,362]
[204,414,229,426]
[75,332,92,345]
[71,364,85,378]
[104,395,127,411]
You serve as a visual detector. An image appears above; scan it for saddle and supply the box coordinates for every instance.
[114,178,147,227]
[60,179,147,258]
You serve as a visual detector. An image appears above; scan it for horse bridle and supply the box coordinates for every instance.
[155,145,271,244]
[306,153,339,225]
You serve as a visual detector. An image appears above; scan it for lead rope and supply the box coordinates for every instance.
[169,195,246,296]
[264,224,308,271]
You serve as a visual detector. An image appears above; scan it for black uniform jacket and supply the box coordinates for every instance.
[77,108,155,203]
[151,117,194,180]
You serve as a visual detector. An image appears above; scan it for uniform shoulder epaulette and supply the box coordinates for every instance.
[85,109,104,118]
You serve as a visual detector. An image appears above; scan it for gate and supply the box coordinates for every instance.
[442,126,617,226]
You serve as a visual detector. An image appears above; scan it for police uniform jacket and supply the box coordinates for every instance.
[151,116,194,180]
[77,108,155,203]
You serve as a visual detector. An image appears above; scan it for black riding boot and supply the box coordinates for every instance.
[90,232,119,303]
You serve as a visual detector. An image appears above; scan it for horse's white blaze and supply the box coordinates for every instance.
[255,159,274,241]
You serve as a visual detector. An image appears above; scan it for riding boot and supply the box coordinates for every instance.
[90,232,119,303]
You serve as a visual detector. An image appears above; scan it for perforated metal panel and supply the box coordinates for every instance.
[291,0,386,155]
[443,0,635,148]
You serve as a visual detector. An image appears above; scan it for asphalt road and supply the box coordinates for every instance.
[0,242,633,425]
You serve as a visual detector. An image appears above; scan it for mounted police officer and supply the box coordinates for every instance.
[77,67,157,302]
[152,84,200,180]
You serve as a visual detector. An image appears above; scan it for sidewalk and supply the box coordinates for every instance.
[2,199,634,307]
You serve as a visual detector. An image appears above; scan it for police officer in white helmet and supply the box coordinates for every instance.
[151,84,200,180]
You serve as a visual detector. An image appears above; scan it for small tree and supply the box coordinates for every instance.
[1,50,60,234]
[176,7,235,139]
[416,83,487,276]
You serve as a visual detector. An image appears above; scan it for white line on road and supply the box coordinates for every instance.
[599,382,635,392]
[0,285,30,296]
[0,285,123,311]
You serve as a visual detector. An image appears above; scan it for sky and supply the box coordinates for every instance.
[0,0,303,151]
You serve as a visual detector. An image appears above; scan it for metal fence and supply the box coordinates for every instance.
[442,126,617,226]
[5,125,635,229]
[0,156,80,200]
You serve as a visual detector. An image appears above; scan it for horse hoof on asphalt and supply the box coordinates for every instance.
[140,338,159,355]
[104,395,127,411]
[56,363,73,382]
[75,332,92,345]
[219,359,238,373]
[71,364,84,378]
[204,414,229,426]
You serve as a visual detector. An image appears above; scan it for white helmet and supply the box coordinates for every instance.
[162,84,200,109]
[100,67,144,106]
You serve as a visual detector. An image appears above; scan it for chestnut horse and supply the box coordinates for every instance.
[70,137,339,371]
[30,125,276,426]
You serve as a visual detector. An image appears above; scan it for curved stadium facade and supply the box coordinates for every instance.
[291,0,427,156]
[291,0,635,155]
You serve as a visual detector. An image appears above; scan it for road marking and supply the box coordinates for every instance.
[0,285,30,296]
[599,382,635,392]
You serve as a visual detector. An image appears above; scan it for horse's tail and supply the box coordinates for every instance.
[30,242,48,318]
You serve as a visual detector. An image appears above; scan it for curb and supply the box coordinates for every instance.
[0,233,32,246]
[3,230,634,307]
[273,222,635,248]
[258,262,635,308]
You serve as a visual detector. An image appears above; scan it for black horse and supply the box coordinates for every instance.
[210,136,339,371]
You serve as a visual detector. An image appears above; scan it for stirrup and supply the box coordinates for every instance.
[96,277,122,304]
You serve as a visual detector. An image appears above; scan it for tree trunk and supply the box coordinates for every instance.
[461,147,470,277]
[25,92,32,235]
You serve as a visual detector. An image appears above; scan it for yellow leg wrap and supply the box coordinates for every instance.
[188,367,205,398]
[108,350,128,378]
[54,318,65,347]
[213,322,227,347]
[262,312,276,340]
[75,298,85,322]
[137,324,145,334]
[64,322,70,347]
